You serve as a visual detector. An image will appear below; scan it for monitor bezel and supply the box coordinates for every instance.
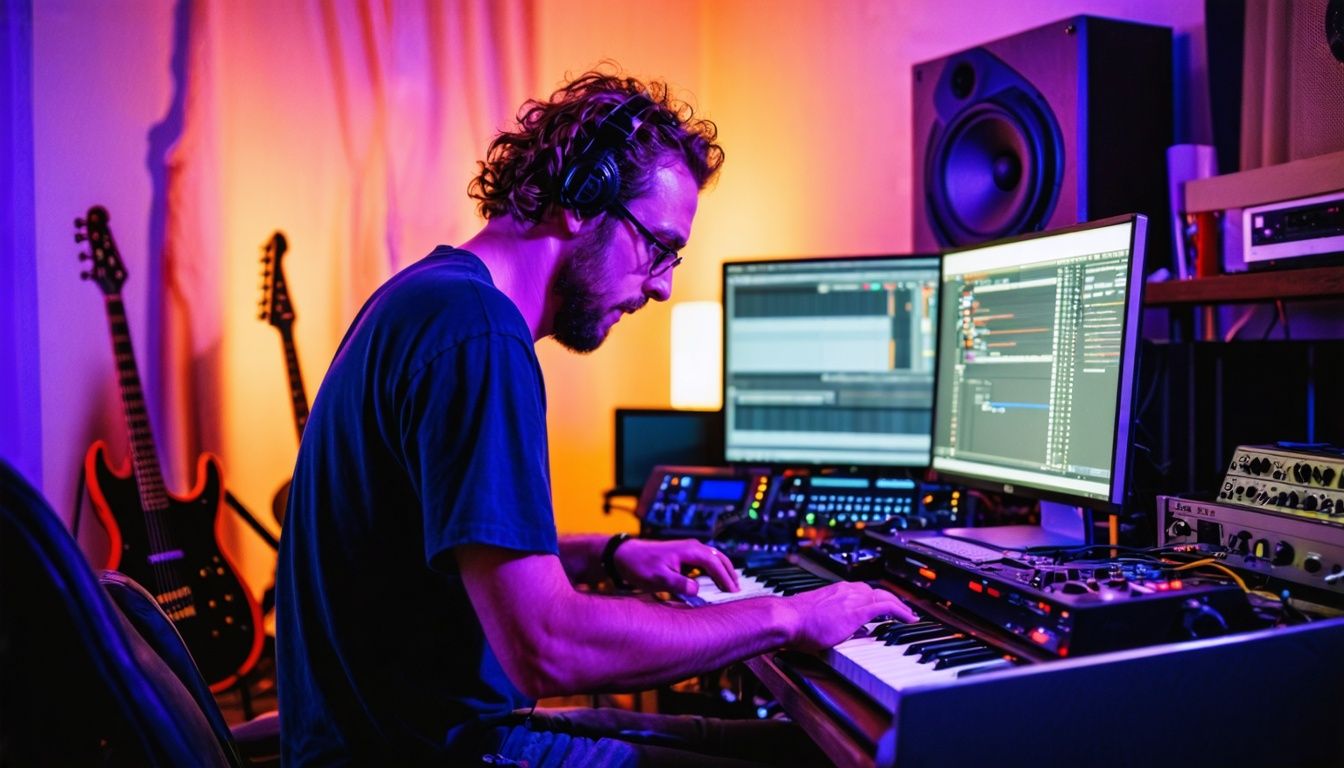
[928,214,1149,512]
[719,252,943,473]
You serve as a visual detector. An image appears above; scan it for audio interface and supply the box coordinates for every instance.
[1217,444,1344,522]
[1158,494,1344,606]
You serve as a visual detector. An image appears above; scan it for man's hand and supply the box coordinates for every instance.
[612,538,740,595]
[784,582,918,653]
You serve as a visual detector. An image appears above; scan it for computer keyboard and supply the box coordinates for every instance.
[912,536,1006,564]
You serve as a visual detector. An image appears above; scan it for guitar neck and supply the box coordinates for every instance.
[104,294,169,509]
[279,325,309,440]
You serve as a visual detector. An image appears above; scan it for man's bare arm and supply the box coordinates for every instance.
[457,543,913,698]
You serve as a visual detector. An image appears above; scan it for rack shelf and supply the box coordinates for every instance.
[1144,266,1344,306]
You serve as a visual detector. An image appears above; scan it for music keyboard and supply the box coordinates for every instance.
[678,553,1342,767]
[683,561,1028,713]
[825,618,1017,713]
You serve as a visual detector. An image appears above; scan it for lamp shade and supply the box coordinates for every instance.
[670,301,722,410]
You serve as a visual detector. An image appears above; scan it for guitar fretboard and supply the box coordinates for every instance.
[105,294,169,514]
[279,325,309,439]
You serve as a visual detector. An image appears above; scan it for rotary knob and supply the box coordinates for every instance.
[1304,555,1322,574]
[1252,538,1271,559]
[1272,541,1295,567]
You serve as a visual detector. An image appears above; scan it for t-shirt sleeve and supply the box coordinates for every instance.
[396,332,558,570]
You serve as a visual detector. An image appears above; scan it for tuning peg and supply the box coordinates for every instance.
[261,255,271,264]
[74,217,85,227]
[75,233,86,243]
[80,271,91,280]
[258,312,267,320]
[78,252,89,261]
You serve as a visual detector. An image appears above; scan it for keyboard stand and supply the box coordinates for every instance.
[744,652,881,768]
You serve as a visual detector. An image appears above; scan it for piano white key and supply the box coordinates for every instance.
[691,573,775,604]
[824,621,1013,712]
[683,565,830,605]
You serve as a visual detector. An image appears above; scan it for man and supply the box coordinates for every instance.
[276,70,915,766]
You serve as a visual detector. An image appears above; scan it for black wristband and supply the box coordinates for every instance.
[602,533,632,588]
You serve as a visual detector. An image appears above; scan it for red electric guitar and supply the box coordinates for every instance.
[76,205,264,692]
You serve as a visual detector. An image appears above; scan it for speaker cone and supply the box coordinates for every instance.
[926,89,1062,246]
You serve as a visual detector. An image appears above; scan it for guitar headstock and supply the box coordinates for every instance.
[258,231,294,329]
[75,206,127,295]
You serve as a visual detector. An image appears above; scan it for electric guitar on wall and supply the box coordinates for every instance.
[76,205,264,692]
[257,231,309,527]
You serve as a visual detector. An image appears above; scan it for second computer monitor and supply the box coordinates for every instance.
[931,215,1148,509]
[722,255,941,468]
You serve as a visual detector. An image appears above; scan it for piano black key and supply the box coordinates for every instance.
[907,636,978,658]
[875,621,941,641]
[884,626,954,645]
[935,649,1002,670]
[954,658,1016,677]
[924,644,993,664]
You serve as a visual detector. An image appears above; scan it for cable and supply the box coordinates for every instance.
[70,460,87,539]
[1222,306,1257,341]
[1171,558,1249,592]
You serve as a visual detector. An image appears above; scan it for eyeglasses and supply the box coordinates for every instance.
[610,201,683,276]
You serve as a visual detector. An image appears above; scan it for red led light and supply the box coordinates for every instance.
[987,587,1001,598]
[1030,628,1050,645]
[969,581,984,593]
[1170,580,1183,590]
[1038,601,1051,613]
[918,567,938,581]
[1156,582,1169,591]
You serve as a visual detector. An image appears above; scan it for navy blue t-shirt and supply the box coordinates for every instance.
[275,247,559,765]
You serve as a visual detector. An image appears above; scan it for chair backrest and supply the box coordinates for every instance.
[0,459,233,767]
[100,570,246,766]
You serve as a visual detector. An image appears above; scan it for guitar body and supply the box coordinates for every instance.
[85,441,264,692]
[271,479,291,528]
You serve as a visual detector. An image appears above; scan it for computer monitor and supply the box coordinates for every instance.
[930,215,1148,541]
[613,408,722,494]
[722,255,941,468]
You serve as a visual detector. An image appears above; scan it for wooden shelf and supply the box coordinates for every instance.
[1184,150,1344,213]
[1144,266,1344,306]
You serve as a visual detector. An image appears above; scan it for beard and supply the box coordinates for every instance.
[552,216,624,353]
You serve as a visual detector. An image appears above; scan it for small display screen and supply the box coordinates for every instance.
[697,479,748,502]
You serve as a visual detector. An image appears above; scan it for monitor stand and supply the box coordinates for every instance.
[941,501,1089,550]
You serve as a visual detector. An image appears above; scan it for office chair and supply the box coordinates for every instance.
[0,459,232,766]
[101,571,281,766]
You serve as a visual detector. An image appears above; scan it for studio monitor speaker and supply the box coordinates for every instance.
[1240,0,1344,167]
[913,16,1173,267]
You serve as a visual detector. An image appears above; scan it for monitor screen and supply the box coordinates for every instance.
[931,215,1148,508]
[722,255,940,467]
[615,409,721,492]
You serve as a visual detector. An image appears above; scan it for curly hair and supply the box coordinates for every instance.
[468,67,724,222]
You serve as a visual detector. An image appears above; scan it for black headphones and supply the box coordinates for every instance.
[557,93,656,216]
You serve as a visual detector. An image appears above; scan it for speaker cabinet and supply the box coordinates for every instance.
[913,16,1173,268]
[1241,0,1344,166]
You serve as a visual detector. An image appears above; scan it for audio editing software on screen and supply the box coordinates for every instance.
[931,220,1141,502]
[723,257,940,467]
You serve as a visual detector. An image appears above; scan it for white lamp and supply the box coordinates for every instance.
[669,301,722,410]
